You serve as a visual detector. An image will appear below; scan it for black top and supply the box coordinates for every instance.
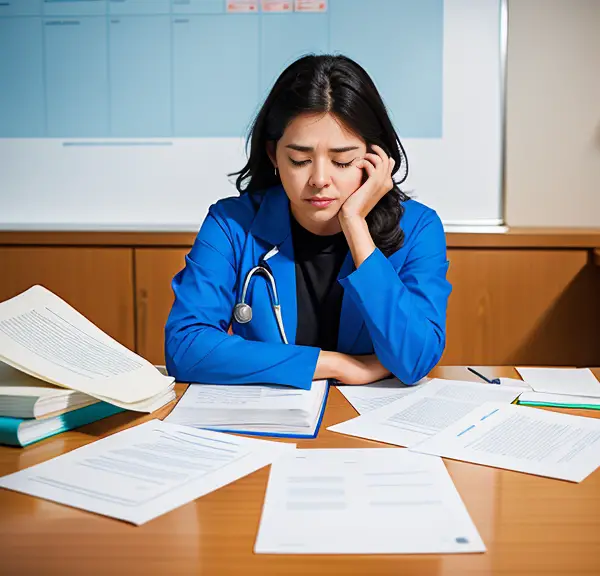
[290,215,349,351]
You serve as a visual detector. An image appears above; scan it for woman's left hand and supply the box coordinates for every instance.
[339,144,395,222]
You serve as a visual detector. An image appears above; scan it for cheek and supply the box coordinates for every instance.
[279,166,305,201]
[334,169,363,199]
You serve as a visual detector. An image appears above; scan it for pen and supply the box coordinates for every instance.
[467,367,501,385]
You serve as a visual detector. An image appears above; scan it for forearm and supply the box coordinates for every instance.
[166,327,320,389]
[339,249,449,384]
[339,214,375,268]
[314,351,391,384]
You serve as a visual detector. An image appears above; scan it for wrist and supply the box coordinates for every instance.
[338,209,366,227]
[314,350,346,381]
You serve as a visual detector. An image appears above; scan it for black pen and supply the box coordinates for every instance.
[467,367,501,385]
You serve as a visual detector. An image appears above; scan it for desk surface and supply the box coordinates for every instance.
[1,366,599,576]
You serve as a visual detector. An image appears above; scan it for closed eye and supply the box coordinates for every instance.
[289,158,311,167]
[333,160,354,168]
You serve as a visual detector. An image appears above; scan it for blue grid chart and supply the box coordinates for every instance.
[0,0,443,138]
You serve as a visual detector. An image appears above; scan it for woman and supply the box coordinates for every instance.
[165,54,451,389]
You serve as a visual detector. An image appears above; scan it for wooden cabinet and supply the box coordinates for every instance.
[0,247,135,349]
[443,249,600,366]
[1,233,598,369]
[134,248,188,365]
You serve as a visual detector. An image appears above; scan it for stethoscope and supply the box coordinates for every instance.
[233,246,289,344]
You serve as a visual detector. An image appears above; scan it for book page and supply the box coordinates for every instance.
[0,286,171,403]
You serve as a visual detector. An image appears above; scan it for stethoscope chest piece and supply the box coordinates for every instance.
[233,302,252,324]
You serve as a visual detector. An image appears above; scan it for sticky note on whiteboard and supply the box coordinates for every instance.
[262,0,293,11]
[227,1,259,12]
[295,0,327,12]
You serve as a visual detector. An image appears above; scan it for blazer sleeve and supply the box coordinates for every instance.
[338,209,451,384]
[164,205,320,389]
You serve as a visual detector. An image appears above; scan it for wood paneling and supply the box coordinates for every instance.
[0,247,135,349]
[135,248,188,365]
[0,367,599,576]
[443,249,600,366]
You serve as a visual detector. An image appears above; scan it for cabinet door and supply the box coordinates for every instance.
[0,247,135,349]
[135,248,188,365]
[443,249,599,366]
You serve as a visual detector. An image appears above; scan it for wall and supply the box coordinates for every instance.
[505,0,600,227]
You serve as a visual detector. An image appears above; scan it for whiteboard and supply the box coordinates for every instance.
[0,0,505,230]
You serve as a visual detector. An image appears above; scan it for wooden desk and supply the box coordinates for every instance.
[1,366,599,576]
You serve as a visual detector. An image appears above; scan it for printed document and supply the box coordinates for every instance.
[328,379,523,447]
[411,402,600,482]
[0,420,294,524]
[337,377,429,415]
[254,448,485,554]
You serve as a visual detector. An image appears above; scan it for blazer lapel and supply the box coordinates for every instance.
[337,250,365,353]
[250,186,298,344]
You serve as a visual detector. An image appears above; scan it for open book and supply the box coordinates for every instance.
[164,380,329,438]
[0,286,175,413]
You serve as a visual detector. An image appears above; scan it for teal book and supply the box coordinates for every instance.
[0,402,125,447]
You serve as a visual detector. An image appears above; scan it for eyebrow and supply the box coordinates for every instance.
[285,144,360,153]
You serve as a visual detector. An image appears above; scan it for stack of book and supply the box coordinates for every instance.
[0,285,177,447]
[0,362,125,446]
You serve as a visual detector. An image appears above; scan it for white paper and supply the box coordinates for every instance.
[411,402,600,483]
[337,377,429,415]
[328,379,524,448]
[516,368,600,398]
[499,377,531,388]
[0,286,173,404]
[254,448,485,554]
[0,419,294,525]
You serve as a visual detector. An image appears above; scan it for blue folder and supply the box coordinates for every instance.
[0,402,126,447]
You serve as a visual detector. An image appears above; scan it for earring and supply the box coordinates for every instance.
[274,167,278,177]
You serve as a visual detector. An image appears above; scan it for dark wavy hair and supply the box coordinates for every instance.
[231,54,409,256]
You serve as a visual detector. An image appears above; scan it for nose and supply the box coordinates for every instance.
[308,159,331,189]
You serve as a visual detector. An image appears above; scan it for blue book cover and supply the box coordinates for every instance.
[203,383,330,440]
[0,402,126,447]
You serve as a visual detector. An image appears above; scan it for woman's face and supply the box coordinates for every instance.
[270,112,366,236]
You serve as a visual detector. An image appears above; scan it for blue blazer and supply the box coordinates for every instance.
[165,185,451,389]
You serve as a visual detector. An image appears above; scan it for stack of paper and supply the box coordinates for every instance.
[516,368,600,409]
[0,286,176,413]
[0,362,99,418]
[328,379,525,447]
[0,420,294,525]
[255,448,485,554]
[165,380,329,438]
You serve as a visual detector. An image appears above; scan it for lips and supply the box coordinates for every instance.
[307,197,336,208]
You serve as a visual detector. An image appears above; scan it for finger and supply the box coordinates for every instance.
[363,153,383,168]
[359,158,376,177]
[371,144,389,163]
